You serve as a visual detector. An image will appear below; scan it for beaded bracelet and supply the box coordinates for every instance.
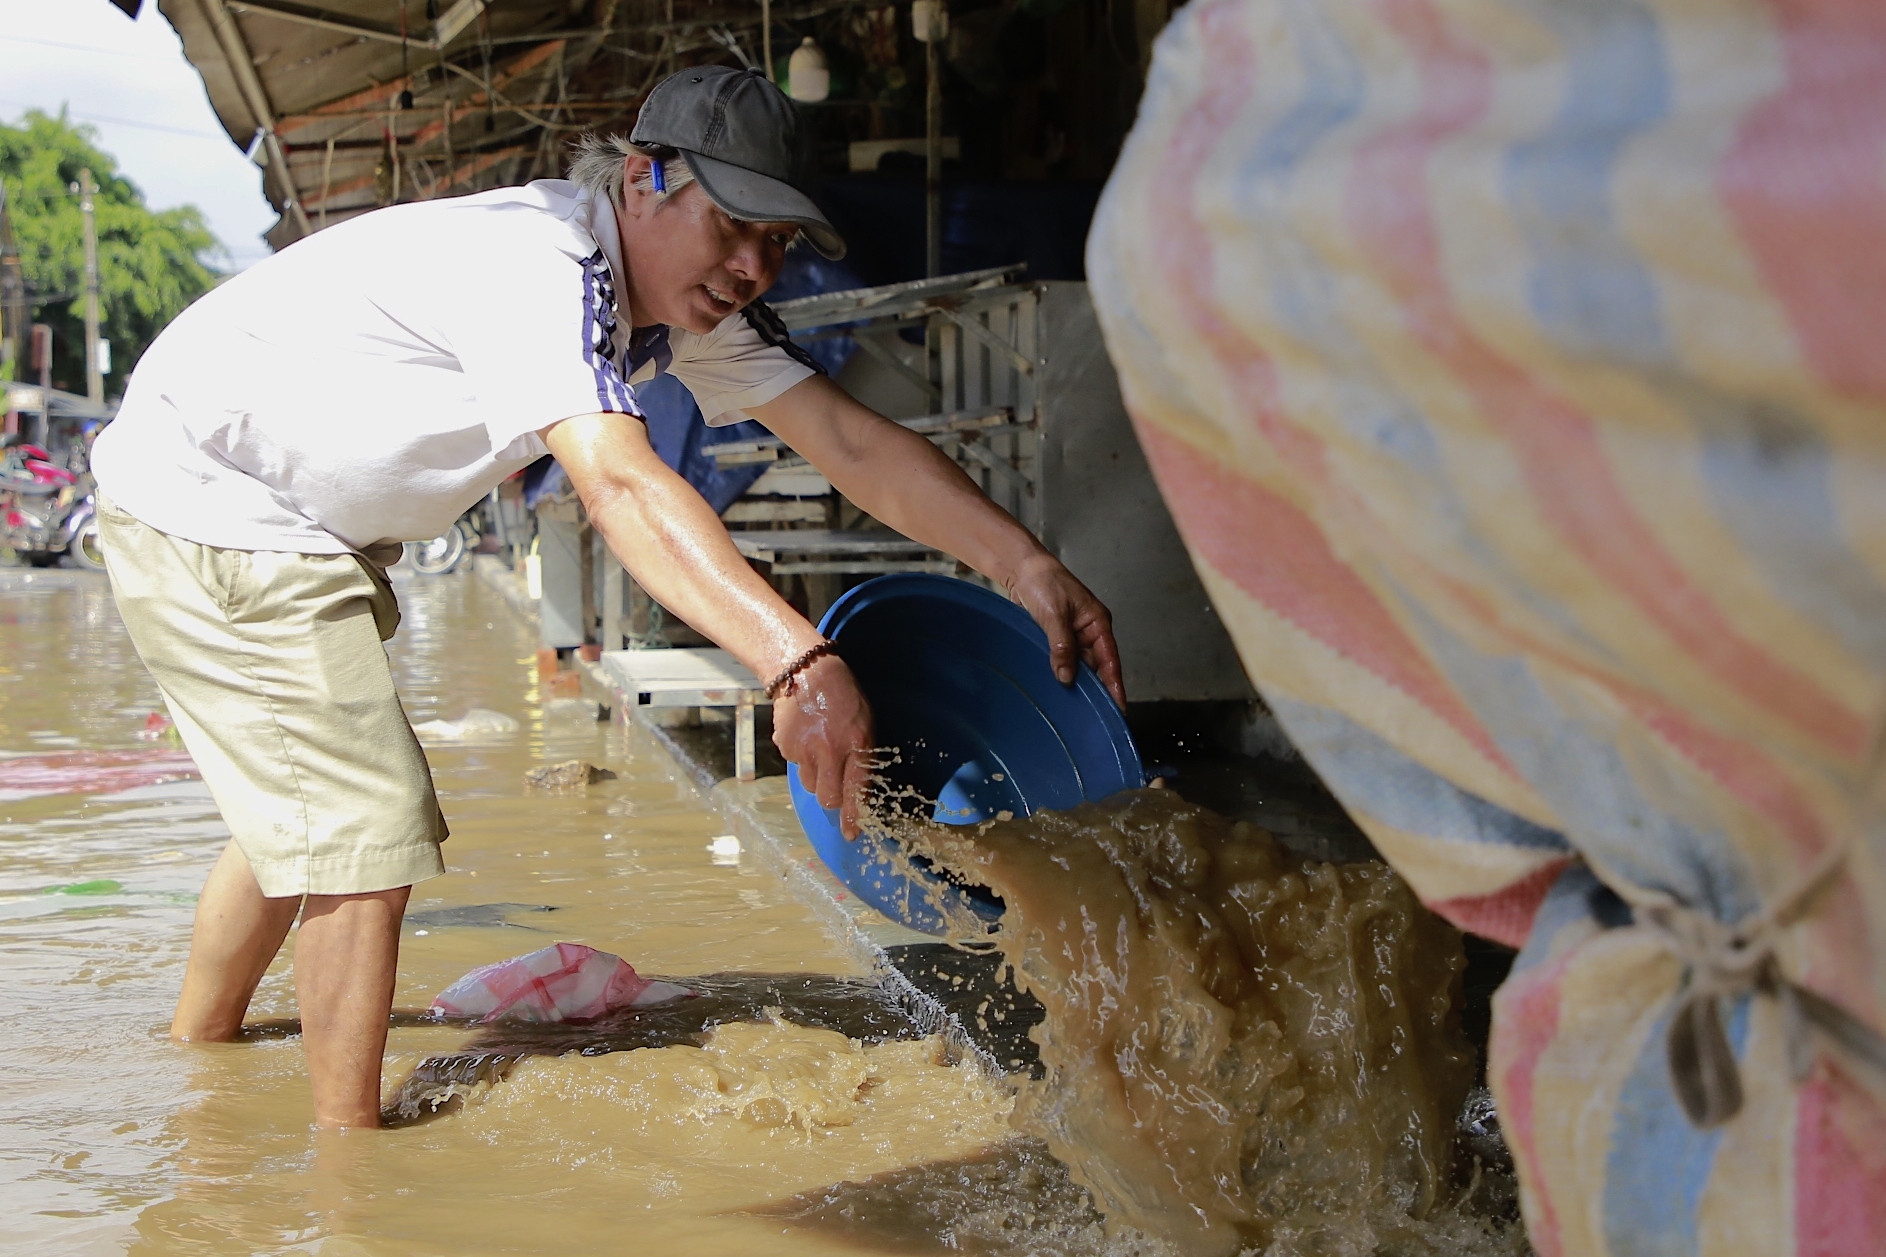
[764,640,838,700]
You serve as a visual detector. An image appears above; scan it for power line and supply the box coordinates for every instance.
[0,101,227,141]
[0,34,175,61]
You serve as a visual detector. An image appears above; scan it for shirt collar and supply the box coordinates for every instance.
[582,187,633,324]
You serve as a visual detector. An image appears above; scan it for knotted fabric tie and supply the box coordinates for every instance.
[1620,834,1886,1128]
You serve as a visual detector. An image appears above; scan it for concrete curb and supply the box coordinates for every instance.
[642,721,726,797]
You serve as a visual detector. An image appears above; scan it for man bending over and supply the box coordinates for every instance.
[91,67,1122,1128]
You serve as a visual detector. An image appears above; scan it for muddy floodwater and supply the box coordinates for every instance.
[0,566,1526,1257]
[0,567,1029,1256]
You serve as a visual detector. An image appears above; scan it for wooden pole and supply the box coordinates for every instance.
[925,30,940,277]
[762,0,774,81]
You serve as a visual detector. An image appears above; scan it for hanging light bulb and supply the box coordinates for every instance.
[787,37,830,103]
[912,0,948,43]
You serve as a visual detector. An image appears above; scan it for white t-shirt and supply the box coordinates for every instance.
[92,181,812,557]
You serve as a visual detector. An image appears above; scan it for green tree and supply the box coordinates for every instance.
[0,108,221,396]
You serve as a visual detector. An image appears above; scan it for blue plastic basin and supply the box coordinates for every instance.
[787,574,1143,934]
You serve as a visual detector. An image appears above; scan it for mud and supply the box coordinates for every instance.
[523,758,617,791]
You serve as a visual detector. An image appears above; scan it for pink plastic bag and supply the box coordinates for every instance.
[430,942,692,1023]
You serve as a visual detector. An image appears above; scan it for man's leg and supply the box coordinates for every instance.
[171,840,301,1042]
[295,885,411,1128]
[100,510,444,1124]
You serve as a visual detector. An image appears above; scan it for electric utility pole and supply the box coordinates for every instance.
[0,183,23,386]
[79,169,103,404]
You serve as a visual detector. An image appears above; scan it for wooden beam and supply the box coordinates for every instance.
[225,0,403,44]
[276,39,566,137]
[226,0,494,50]
[299,136,539,209]
[434,145,531,195]
[196,0,312,236]
[277,77,418,135]
[301,168,376,208]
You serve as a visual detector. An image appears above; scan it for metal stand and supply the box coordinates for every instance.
[601,648,768,781]
[535,502,585,650]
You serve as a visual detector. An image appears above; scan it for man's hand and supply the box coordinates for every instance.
[542,412,881,830]
[749,379,1130,709]
[771,653,876,839]
[1007,552,1127,709]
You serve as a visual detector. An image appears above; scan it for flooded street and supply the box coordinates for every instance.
[0,566,1526,1257]
[0,567,1023,1256]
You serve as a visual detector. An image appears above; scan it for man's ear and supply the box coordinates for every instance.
[620,153,655,215]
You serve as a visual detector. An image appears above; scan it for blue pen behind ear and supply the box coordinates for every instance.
[651,161,667,194]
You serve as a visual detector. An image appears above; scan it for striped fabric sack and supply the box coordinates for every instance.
[1086,1,1886,1254]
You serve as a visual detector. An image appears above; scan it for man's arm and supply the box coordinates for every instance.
[541,412,874,834]
[748,375,1126,706]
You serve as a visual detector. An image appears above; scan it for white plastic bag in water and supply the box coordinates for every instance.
[412,708,520,742]
[430,942,692,1023]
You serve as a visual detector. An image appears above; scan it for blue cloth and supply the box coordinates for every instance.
[637,249,864,514]
[521,454,566,509]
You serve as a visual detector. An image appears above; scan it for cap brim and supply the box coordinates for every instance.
[679,149,846,261]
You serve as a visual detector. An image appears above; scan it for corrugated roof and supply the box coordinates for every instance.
[159,0,814,249]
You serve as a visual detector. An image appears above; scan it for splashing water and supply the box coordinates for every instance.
[874,788,1521,1257]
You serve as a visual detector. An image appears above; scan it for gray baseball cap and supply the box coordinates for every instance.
[631,66,846,260]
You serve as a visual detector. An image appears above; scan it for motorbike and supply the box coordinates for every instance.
[404,515,478,575]
[63,495,105,571]
[402,495,499,576]
[1,441,102,569]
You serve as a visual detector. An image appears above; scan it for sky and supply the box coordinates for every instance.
[0,0,277,271]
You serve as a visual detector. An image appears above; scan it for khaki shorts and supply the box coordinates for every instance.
[98,498,447,897]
